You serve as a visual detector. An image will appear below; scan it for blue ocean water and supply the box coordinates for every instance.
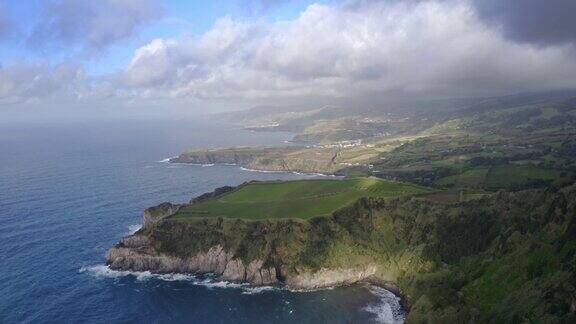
[0,117,404,323]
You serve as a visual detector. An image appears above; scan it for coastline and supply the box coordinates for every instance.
[83,263,408,321]
[105,225,410,319]
[105,179,413,318]
[361,276,411,314]
[164,157,341,177]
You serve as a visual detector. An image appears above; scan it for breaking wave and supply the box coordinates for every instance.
[126,224,142,235]
[363,285,406,324]
[79,265,277,293]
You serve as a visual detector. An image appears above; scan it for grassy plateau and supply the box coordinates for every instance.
[173,177,430,220]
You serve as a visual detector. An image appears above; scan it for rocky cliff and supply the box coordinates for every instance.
[109,185,382,289]
[142,202,183,228]
[107,195,383,289]
[106,183,576,323]
[107,241,280,285]
[170,147,342,175]
[106,237,379,289]
[170,147,297,166]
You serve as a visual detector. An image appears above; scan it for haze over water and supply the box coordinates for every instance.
[0,117,404,323]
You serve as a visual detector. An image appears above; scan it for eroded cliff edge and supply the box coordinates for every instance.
[107,184,576,323]
[107,192,383,290]
[169,147,344,175]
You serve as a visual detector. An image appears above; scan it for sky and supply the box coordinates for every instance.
[1,0,576,118]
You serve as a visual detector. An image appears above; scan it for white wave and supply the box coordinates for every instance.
[239,167,341,178]
[199,278,247,289]
[286,286,335,293]
[240,167,284,174]
[127,224,142,235]
[241,286,277,295]
[79,265,274,293]
[158,157,175,163]
[363,285,406,324]
[79,265,153,280]
[312,173,341,177]
[170,163,218,167]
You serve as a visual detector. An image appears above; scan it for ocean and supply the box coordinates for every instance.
[0,117,404,323]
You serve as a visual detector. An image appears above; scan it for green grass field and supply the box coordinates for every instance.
[484,165,560,189]
[435,164,561,190]
[436,168,490,188]
[173,177,430,220]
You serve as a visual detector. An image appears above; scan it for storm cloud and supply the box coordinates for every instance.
[471,0,576,47]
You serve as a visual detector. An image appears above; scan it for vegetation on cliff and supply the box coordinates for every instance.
[117,92,576,322]
[176,92,576,192]
[140,181,576,323]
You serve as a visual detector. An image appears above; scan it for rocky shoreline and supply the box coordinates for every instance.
[105,192,406,295]
[104,172,576,322]
[169,147,344,175]
[106,233,410,316]
[106,232,386,290]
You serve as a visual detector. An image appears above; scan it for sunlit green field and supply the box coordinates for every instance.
[173,177,430,220]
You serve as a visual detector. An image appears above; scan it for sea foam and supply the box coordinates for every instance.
[363,285,406,324]
[79,265,275,293]
[127,224,142,235]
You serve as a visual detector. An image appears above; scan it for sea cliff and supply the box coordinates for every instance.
[170,147,343,175]
[107,183,576,323]
[107,192,385,289]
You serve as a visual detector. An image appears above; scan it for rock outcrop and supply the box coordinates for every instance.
[106,240,279,285]
[105,182,576,322]
[106,235,377,288]
[142,202,183,228]
[107,193,386,289]
[170,146,340,175]
[286,265,378,290]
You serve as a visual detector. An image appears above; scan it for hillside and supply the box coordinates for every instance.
[108,181,576,323]
[108,91,576,323]
[173,92,576,191]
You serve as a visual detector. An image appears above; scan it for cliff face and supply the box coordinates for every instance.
[107,184,576,323]
[107,242,279,285]
[170,147,341,175]
[107,206,381,289]
[170,147,296,166]
[107,239,380,289]
[109,186,382,289]
[142,202,183,228]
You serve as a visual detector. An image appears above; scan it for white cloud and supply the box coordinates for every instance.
[121,0,576,104]
[4,0,576,107]
[0,62,84,104]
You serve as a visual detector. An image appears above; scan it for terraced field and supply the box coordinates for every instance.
[173,177,430,220]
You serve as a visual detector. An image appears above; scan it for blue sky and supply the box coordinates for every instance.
[0,0,326,76]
